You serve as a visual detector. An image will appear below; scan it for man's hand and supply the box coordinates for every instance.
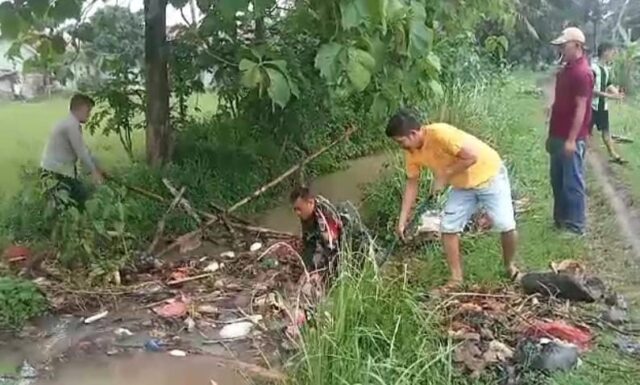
[613,91,625,101]
[564,139,577,157]
[396,220,407,241]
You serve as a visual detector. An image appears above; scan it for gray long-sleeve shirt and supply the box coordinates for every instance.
[40,114,98,178]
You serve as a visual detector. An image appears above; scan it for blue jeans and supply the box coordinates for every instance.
[441,165,516,233]
[548,137,586,234]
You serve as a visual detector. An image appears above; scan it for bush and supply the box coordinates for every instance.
[0,276,47,330]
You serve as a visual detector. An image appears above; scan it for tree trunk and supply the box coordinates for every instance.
[255,16,265,42]
[144,0,172,168]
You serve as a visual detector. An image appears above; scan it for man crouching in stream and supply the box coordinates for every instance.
[387,110,519,290]
[289,186,381,284]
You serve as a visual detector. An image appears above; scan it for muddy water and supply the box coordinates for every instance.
[1,153,391,385]
[35,354,248,385]
[257,153,390,233]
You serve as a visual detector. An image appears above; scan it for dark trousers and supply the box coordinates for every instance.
[40,170,89,211]
[548,138,586,234]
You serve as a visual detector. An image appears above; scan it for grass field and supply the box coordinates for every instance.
[606,97,640,196]
[0,93,218,198]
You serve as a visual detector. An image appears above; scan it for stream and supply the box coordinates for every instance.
[0,153,390,385]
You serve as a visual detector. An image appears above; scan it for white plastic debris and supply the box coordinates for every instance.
[169,349,187,357]
[416,210,441,234]
[185,317,196,333]
[220,251,236,259]
[19,360,37,378]
[249,242,263,252]
[198,305,218,314]
[203,262,221,272]
[84,310,109,324]
[114,328,133,337]
[219,321,254,339]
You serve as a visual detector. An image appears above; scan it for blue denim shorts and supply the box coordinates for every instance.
[440,165,516,233]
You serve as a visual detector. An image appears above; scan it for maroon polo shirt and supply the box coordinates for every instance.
[549,56,594,140]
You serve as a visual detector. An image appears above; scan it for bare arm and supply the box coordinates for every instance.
[398,177,419,232]
[568,95,588,142]
[443,144,478,180]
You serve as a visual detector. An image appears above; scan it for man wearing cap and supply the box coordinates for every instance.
[547,27,594,236]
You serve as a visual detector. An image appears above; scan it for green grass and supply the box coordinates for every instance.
[604,96,640,196]
[291,74,640,384]
[0,93,219,198]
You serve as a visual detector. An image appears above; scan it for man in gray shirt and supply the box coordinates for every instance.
[40,93,105,210]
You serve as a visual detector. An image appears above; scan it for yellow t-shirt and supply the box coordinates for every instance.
[405,123,501,189]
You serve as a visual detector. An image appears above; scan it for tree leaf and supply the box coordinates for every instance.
[51,34,67,54]
[315,42,345,83]
[239,59,263,88]
[0,3,21,39]
[367,0,388,32]
[370,92,389,119]
[50,0,82,22]
[265,67,291,108]
[346,47,375,91]
[196,0,213,12]
[386,0,406,19]
[218,0,250,19]
[408,1,432,58]
[170,0,190,9]
[425,52,441,74]
[428,79,443,98]
[27,0,50,18]
[254,0,276,16]
[340,0,368,30]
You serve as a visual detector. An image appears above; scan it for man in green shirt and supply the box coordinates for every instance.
[591,42,625,163]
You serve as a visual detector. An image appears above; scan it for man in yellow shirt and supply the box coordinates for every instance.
[387,110,518,288]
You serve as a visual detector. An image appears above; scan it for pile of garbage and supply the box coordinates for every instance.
[440,258,639,383]
[442,288,593,382]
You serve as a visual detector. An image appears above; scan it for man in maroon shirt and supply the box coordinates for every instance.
[547,27,594,236]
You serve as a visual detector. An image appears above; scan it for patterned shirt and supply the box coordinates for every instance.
[300,195,343,271]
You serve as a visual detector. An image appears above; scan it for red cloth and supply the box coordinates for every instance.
[549,56,594,140]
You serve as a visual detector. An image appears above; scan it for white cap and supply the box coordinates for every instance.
[551,27,586,45]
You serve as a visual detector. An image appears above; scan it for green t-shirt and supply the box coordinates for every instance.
[591,59,612,111]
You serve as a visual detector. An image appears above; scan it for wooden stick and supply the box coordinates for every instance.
[147,186,186,255]
[226,126,357,213]
[229,222,297,239]
[167,272,213,286]
[163,178,202,223]
[209,202,251,225]
[106,175,167,203]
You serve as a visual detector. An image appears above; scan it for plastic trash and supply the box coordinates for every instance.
[615,336,640,356]
[169,349,187,357]
[153,298,188,318]
[531,339,579,372]
[114,328,133,337]
[203,262,221,272]
[144,339,163,352]
[219,321,254,339]
[19,361,37,379]
[250,242,263,252]
[525,321,592,351]
[220,251,235,259]
[84,310,109,324]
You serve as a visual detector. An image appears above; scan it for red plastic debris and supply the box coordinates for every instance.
[2,245,31,263]
[152,295,190,318]
[525,320,592,351]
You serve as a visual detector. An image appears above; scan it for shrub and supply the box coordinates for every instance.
[0,276,47,330]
